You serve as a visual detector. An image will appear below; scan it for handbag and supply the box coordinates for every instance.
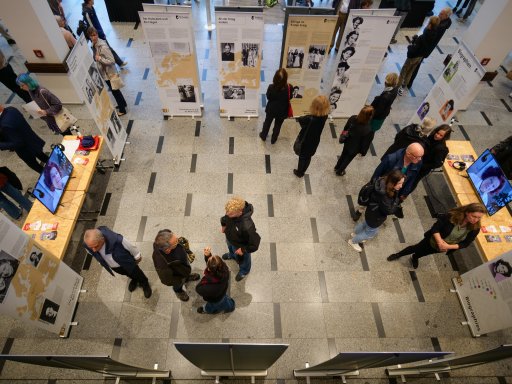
[338,130,350,144]
[287,84,293,118]
[40,90,78,133]
[109,73,124,90]
[178,236,195,264]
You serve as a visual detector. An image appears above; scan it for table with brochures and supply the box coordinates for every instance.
[22,136,103,260]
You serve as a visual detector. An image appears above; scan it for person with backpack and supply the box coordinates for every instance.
[348,170,405,252]
[369,72,399,132]
[82,0,126,67]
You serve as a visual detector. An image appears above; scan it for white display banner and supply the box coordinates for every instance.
[0,214,83,337]
[281,14,338,117]
[66,34,128,164]
[139,9,202,117]
[453,250,512,336]
[329,10,399,118]
[215,8,264,118]
[408,40,485,125]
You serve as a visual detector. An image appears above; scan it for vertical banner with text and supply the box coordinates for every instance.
[408,41,485,125]
[66,34,128,164]
[0,214,83,337]
[139,9,202,117]
[281,14,337,116]
[215,7,264,118]
[453,250,512,336]
[328,10,399,118]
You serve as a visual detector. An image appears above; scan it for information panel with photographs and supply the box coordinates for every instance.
[280,14,337,116]
[66,34,127,164]
[453,250,512,336]
[139,9,202,117]
[0,214,83,337]
[408,40,485,126]
[328,9,399,118]
[215,7,264,117]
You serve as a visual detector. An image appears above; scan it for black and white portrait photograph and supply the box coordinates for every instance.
[110,111,122,134]
[27,248,43,268]
[286,47,305,69]
[39,298,60,325]
[178,85,197,103]
[241,43,259,67]
[223,85,245,100]
[88,65,104,93]
[82,78,96,104]
[0,250,20,304]
[221,43,235,62]
[307,45,327,70]
[107,128,116,146]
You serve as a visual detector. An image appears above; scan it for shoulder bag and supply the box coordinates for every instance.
[287,84,293,118]
[40,90,78,133]
[339,116,354,144]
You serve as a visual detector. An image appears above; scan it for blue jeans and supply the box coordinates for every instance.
[352,220,379,244]
[0,183,32,219]
[203,294,235,314]
[226,241,251,276]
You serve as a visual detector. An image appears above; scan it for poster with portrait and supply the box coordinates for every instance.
[139,9,202,117]
[0,214,83,337]
[281,14,337,117]
[328,10,399,118]
[408,41,485,125]
[215,7,264,117]
[66,33,127,164]
[453,250,512,336]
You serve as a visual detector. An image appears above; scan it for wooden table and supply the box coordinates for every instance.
[443,140,512,261]
[23,136,103,260]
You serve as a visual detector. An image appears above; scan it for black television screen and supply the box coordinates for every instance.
[467,149,512,216]
[33,145,73,214]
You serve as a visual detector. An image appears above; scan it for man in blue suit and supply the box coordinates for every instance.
[83,227,152,298]
[0,104,48,173]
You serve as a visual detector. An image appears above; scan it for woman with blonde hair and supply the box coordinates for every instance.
[370,72,399,132]
[382,116,436,157]
[293,95,330,177]
[387,203,485,269]
[334,105,374,176]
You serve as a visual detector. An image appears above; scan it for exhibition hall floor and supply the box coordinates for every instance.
[1,0,512,382]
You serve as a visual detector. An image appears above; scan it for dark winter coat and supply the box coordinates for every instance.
[365,178,401,229]
[371,87,399,120]
[421,135,449,171]
[424,214,480,249]
[82,4,106,40]
[196,268,230,303]
[152,243,191,286]
[220,201,261,253]
[382,124,428,157]
[342,115,373,156]
[407,27,438,59]
[492,135,512,179]
[296,115,328,157]
[432,17,452,49]
[0,107,46,155]
[265,83,292,119]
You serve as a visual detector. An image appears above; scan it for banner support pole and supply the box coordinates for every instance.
[205,0,216,30]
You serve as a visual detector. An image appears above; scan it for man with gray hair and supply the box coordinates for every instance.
[83,226,152,298]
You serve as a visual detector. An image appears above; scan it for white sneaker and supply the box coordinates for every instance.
[348,239,362,252]
[509,92,512,99]
[398,87,404,96]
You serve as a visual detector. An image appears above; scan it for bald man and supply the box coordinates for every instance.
[83,226,152,298]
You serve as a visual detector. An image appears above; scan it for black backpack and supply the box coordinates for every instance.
[76,19,89,39]
[357,180,375,207]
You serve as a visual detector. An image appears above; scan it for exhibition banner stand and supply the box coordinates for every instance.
[328,9,399,118]
[452,250,512,337]
[215,7,264,118]
[280,8,337,116]
[408,40,485,125]
[139,7,203,117]
[0,214,83,337]
[66,34,128,165]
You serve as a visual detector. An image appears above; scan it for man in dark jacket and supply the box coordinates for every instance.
[0,104,49,173]
[221,197,261,281]
[152,229,200,301]
[398,16,440,96]
[83,227,152,298]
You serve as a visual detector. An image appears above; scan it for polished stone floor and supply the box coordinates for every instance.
[0,0,511,382]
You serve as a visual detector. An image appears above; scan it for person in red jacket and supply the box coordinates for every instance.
[196,248,235,314]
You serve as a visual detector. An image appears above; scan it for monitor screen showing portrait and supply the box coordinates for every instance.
[33,145,73,214]
[467,149,512,216]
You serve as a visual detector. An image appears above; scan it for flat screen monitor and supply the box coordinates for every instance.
[467,149,512,216]
[33,145,73,214]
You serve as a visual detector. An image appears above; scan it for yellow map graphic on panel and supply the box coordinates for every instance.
[155,52,198,86]
[220,58,259,89]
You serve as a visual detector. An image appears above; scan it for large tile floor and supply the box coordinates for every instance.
[1,0,512,382]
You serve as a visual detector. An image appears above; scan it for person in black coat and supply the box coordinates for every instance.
[294,95,330,177]
[196,249,235,314]
[408,124,451,192]
[398,16,440,96]
[260,68,292,144]
[387,203,485,269]
[334,105,374,176]
[0,105,49,173]
[370,72,399,132]
[382,117,437,158]
[152,229,200,302]
[491,135,512,180]
[348,170,405,252]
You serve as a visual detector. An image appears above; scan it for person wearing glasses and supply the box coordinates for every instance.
[352,143,424,221]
